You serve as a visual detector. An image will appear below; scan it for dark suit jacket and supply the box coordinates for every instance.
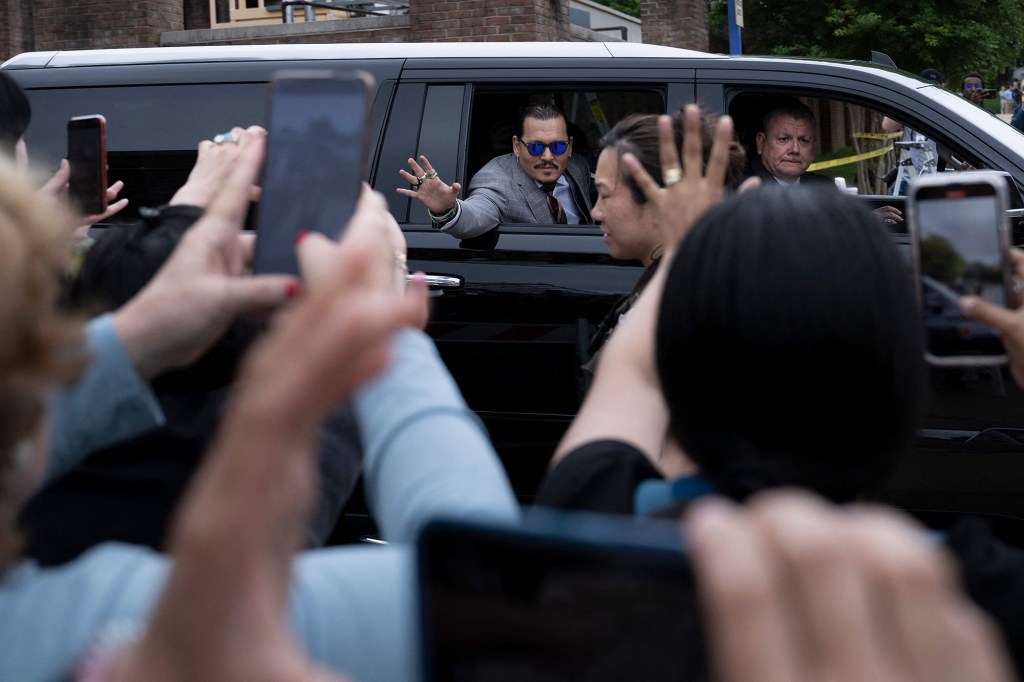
[746,155,837,188]
[438,153,593,239]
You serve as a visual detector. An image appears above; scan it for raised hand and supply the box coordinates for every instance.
[106,151,427,682]
[688,491,1013,682]
[961,247,1024,387]
[397,154,461,214]
[111,126,299,381]
[619,105,748,253]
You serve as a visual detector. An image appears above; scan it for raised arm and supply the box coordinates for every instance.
[553,106,742,469]
[107,136,427,682]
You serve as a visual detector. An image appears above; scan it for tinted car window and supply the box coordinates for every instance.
[25,84,266,167]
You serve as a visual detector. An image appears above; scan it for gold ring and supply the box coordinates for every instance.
[663,167,683,186]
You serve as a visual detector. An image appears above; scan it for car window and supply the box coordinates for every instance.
[727,90,1024,207]
[25,84,266,168]
[467,88,665,208]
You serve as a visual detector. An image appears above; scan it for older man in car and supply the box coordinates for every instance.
[747,97,902,224]
[398,102,593,239]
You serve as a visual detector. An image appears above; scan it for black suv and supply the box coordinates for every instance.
[6,43,1024,528]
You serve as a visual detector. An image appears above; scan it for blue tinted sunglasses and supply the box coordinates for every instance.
[524,140,569,156]
[964,83,984,90]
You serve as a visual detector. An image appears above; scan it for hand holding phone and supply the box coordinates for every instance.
[418,511,705,681]
[909,172,1013,365]
[67,115,107,215]
[252,70,374,277]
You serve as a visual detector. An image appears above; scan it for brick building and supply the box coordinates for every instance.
[0,0,708,58]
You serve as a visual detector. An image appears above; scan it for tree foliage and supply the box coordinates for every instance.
[590,0,640,19]
[708,0,1024,85]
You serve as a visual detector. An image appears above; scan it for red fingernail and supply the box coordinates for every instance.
[295,230,310,245]
[285,281,303,299]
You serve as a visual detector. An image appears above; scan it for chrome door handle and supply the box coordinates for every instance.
[408,274,462,288]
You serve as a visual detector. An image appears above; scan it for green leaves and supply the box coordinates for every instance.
[715,0,1024,85]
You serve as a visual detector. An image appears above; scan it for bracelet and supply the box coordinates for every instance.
[429,203,458,225]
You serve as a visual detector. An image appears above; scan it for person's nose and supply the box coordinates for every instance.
[540,145,555,162]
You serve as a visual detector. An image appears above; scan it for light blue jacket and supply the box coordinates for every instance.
[1,329,519,682]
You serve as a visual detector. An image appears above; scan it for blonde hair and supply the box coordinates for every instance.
[0,158,86,571]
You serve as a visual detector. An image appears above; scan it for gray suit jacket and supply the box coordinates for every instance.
[438,153,593,239]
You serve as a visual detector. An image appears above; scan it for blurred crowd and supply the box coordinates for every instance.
[0,68,1023,682]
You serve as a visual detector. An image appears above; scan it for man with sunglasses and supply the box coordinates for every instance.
[961,73,995,107]
[398,103,592,240]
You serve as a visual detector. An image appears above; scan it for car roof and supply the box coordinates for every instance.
[1,42,719,68]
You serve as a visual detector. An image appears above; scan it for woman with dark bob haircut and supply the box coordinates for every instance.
[540,105,927,513]
[656,185,926,503]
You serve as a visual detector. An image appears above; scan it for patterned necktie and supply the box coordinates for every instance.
[541,183,567,224]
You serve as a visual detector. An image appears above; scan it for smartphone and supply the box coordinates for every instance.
[418,510,706,681]
[67,115,107,215]
[909,172,1013,365]
[252,70,374,277]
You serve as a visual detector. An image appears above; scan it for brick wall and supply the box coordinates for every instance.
[0,0,34,58]
[30,0,183,50]
[183,0,210,31]
[4,0,709,57]
[641,0,708,51]
[162,16,410,46]
[409,0,571,43]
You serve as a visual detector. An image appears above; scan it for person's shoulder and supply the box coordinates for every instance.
[470,153,525,184]
[535,439,662,515]
[478,153,519,174]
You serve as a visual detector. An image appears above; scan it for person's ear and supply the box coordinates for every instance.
[512,136,521,156]
[567,136,573,156]
[755,131,766,154]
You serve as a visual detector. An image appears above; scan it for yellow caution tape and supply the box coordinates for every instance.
[852,131,903,141]
[808,143,894,171]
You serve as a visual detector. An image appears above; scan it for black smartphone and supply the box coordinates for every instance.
[417,510,706,682]
[67,115,107,215]
[252,70,374,277]
[909,172,1013,366]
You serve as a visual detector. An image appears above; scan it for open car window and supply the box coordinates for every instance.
[468,88,665,211]
[727,91,1016,203]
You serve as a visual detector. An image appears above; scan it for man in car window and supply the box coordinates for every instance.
[746,98,835,188]
[747,98,902,223]
[397,103,593,240]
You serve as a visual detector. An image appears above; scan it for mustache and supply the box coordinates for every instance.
[533,162,559,169]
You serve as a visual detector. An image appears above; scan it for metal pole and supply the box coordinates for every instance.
[727,0,743,55]
[304,4,316,21]
[283,1,294,22]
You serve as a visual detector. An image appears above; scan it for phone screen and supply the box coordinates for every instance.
[67,115,107,215]
[253,72,370,276]
[913,178,1009,364]
[418,514,706,682]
